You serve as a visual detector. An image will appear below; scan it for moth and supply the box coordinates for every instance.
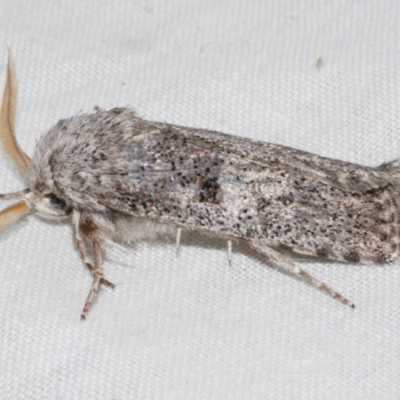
[0,50,396,319]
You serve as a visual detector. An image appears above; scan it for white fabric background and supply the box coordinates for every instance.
[0,1,399,399]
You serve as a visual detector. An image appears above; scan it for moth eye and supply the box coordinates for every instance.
[48,194,71,213]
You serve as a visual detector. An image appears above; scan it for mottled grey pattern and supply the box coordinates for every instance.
[28,107,400,265]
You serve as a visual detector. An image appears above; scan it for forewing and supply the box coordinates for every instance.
[96,120,397,263]
[98,120,391,224]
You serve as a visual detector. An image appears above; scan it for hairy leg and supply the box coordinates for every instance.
[72,210,114,288]
[247,240,354,308]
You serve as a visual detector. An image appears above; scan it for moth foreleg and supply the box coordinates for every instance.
[72,210,114,288]
[247,241,355,308]
[73,210,115,319]
[81,238,104,319]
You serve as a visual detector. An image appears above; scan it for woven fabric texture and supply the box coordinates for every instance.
[0,1,399,399]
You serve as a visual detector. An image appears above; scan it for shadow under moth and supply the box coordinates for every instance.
[1,49,397,319]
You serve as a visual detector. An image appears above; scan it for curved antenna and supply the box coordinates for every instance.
[0,201,30,231]
[0,47,31,173]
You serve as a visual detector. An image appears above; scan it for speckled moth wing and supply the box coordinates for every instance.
[97,120,398,264]
[150,122,393,194]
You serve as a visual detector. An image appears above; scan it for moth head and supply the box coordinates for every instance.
[30,191,72,219]
[0,48,71,232]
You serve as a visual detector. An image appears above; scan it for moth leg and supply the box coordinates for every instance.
[247,241,355,308]
[72,210,114,288]
[227,240,232,266]
[0,188,29,200]
[81,238,104,319]
[104,238,135,256]
[176,227,182,250]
